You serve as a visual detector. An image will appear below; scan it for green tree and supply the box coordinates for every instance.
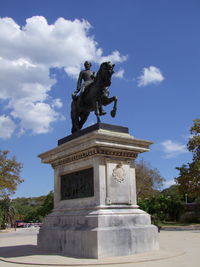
[23,207,41,222]
[175,119,200,200]
[13,191,54,222]
[37,191,54,217]
[0,150,23,197]
[135,159,165,200]
[0,196,16,228]
[139,194,184,223]
[162,185,183,201]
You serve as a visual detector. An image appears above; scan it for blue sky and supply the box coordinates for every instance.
[0,0,199,197]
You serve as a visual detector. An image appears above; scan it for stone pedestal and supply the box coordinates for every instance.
[37,123,159,258]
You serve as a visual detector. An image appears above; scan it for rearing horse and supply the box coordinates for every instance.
[71,62,117,133]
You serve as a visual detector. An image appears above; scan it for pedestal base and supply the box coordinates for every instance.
[38,208,159,258]
[37,124,159,258]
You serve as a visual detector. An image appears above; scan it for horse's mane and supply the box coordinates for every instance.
[94,62,111,84]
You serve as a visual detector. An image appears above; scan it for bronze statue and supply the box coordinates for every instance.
[71,61,117,133]
[72,61,95,98]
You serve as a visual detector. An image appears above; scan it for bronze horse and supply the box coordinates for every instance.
[71,62,117,133]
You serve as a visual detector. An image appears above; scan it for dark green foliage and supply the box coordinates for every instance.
[188,118,200,161]
[180,211,200,223]
[13,191,54,222]
[162,184,180,198]
[138,194,184,223]
[162,184,184,202]
[0,196,16,228]
[36,191,54,218]
[175,119,200,200]
[176,163,200,201]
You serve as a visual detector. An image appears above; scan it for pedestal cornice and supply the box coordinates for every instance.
[38,127,153,166]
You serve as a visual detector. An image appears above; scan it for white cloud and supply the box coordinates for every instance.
[0,115,16,139]
[163,179,176,189]
[51,98,63,109]
[137,66,164,87]
[99,50,127,64]
[113,68,125,79]
[0,57,55,102]
[10,100,62,134]
[0,16,126,138]
[161,140,188,158]
[64,66,81,79]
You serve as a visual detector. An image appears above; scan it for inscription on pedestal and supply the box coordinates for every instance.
[61,168,94,200]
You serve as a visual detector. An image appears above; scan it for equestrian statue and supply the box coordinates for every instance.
[71,61,117,133]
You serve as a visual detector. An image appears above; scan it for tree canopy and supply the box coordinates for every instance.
[0,196,16,228]
[175,119,200,200]
[135,159,165,200]
[0,150,23,197]
[139,193,184,223]
[162,184,182,200]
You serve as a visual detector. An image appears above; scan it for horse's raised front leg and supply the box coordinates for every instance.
[110,96,118,118]
[95,101,101,123]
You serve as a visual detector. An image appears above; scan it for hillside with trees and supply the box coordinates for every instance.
[13,191,54,223]
[0,191,54,228]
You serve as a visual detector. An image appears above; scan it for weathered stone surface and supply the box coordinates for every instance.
[37,124,159,258]
[38,208,158,258]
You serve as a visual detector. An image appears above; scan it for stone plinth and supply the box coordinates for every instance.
[37,123,159,258]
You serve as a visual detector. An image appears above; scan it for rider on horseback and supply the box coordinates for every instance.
[72,61,106,115]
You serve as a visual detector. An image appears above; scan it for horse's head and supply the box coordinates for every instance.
[98,61,115,86]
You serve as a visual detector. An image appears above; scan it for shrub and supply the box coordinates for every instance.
[179,211,200,223]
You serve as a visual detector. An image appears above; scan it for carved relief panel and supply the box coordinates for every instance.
[106,161,132,205]
[60,168,94,200]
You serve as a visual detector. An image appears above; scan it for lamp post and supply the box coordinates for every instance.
[185,193,188,204]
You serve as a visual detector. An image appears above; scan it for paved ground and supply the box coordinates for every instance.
[0,228,199,267]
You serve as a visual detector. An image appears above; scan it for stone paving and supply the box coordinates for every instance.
[0,228,199,267]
